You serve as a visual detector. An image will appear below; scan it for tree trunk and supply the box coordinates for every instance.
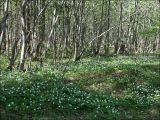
[19,0,29,71]
[0,0,9,53]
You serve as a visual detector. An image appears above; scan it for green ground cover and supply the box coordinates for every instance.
[0,55,159,120]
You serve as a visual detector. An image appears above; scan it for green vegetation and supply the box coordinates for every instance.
[0,55,159,120]
[0,0,159,119]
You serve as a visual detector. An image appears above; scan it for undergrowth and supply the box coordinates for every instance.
[0,55,159,120]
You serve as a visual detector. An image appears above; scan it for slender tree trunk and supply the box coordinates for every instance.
[114,1,123,54]
[0,0,9,53]
[19,0,29,71]
[104,0,111,55]
[132,0,139,53]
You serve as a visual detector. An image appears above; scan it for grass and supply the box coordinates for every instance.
[0,55,160,120]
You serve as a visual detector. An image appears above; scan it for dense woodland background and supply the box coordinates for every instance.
[0,0,159,70]
[0,0,160,120]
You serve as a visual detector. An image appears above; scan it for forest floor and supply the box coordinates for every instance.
[0,55,160,120]
[62,55,160,120]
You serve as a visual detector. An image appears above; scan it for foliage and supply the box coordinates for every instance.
[0,68,120,119]
[0,55,8,70]
[0,55,160,119]
[140,26,159,37]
